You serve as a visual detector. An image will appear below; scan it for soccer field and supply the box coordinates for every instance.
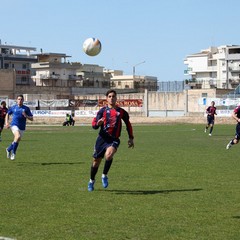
[0,124,239,240]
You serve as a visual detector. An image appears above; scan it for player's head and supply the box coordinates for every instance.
[106,89,117,106]
[16,94,24,106]
[106,89,117,97]
[211,101,215,106]
[1,101,6,107]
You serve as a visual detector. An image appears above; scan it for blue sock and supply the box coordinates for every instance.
[7,143,14,152]
[12,142,19,154]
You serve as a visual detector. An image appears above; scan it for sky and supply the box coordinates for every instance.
[1,0,240,82]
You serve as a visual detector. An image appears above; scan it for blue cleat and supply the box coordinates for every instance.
[102,176,108,188]
[88,181,95,192]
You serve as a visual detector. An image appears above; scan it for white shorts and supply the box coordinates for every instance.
[11,125,25,138]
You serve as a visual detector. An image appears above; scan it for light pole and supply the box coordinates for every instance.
[133,61,146,77]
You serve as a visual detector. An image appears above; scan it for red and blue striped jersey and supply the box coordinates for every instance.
[233,105,240,118]
[92,106,134,140]
[0,106,8,119]
[206,106,217,117]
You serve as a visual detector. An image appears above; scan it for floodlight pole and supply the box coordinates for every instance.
[133,61,146,77]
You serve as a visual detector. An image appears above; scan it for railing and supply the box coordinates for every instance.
[229,67,240,72]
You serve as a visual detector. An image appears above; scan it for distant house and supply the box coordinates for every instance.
[107,72,158,92]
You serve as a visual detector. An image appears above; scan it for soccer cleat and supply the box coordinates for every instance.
[88,181,95,192]
[209,133,212,136]
[10,153,16,160]
[6,148,11,158]
[102,176,108,188]
[226,141,232,150]
[204,129,207,133]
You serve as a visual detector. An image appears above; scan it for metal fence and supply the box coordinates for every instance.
[158,81,185,92]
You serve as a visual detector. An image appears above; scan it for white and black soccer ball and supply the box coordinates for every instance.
[83,37,102,56]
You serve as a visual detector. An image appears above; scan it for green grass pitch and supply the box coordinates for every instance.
[0,124,239,240]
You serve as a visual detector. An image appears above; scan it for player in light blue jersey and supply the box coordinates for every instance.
[5,95,33,160]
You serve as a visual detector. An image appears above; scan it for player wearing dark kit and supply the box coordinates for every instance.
[88,89,134,191]
[0,101,8,141]
[226,105,240,149]
[204,101,217,136]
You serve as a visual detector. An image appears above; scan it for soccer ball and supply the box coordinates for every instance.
[83,37,102,56]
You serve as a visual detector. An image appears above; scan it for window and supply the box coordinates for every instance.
[202,93,208,97]
[21,76,27,83]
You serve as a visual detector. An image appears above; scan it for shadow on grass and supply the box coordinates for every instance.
[108,188,203,195]
[17,162,83,166]
[232,216,240,219]
[41,162,82,166]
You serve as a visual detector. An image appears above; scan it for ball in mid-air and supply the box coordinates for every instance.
[83,38,102,56]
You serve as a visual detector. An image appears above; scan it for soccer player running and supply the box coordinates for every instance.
[0,101,8,141]
[5,95,33,160]
[88,89,134,191]
[204,101,217,136]
[226,105,240,149]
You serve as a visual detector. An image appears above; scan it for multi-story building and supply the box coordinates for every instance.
[31,53,111,96]
[0,43,37,85]
[31,53,82,87]
[184,45,240,89]
[108,73,158,92]
[0,42,158,99]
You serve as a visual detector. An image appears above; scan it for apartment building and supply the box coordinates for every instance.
[0,42,158,99]
[184,45,240,89]
[31,53,82,87]
[0,43,37,85]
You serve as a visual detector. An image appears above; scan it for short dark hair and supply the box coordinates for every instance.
[106,89,117,97]
[17,94,24,100]
[1,101,6,105]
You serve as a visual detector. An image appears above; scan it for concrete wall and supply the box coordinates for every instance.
[0,69,16,98]
[27,115,235,126]
[70,89,215,115]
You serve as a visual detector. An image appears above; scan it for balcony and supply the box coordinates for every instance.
[68,75,82,80]
[39,74,60,80]
[229,67,240,72]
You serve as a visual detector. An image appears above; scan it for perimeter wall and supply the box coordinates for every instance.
[26,89,236,125]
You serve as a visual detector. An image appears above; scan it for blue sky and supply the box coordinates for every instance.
[1,0,240,81]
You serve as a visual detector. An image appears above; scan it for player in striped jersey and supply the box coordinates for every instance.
[204,101,217,136]
[88,90,134,191]
[226,105,240,149]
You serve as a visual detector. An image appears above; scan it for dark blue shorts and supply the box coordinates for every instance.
[207,115,214,125]
[0,118,4,129]
[93,135,120,159]
[235,124,240,140]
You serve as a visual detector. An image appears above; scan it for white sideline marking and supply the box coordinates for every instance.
[0,237,16,240]
[136,128,197,133]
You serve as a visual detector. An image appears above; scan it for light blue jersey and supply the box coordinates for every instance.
[8,105,33,130]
